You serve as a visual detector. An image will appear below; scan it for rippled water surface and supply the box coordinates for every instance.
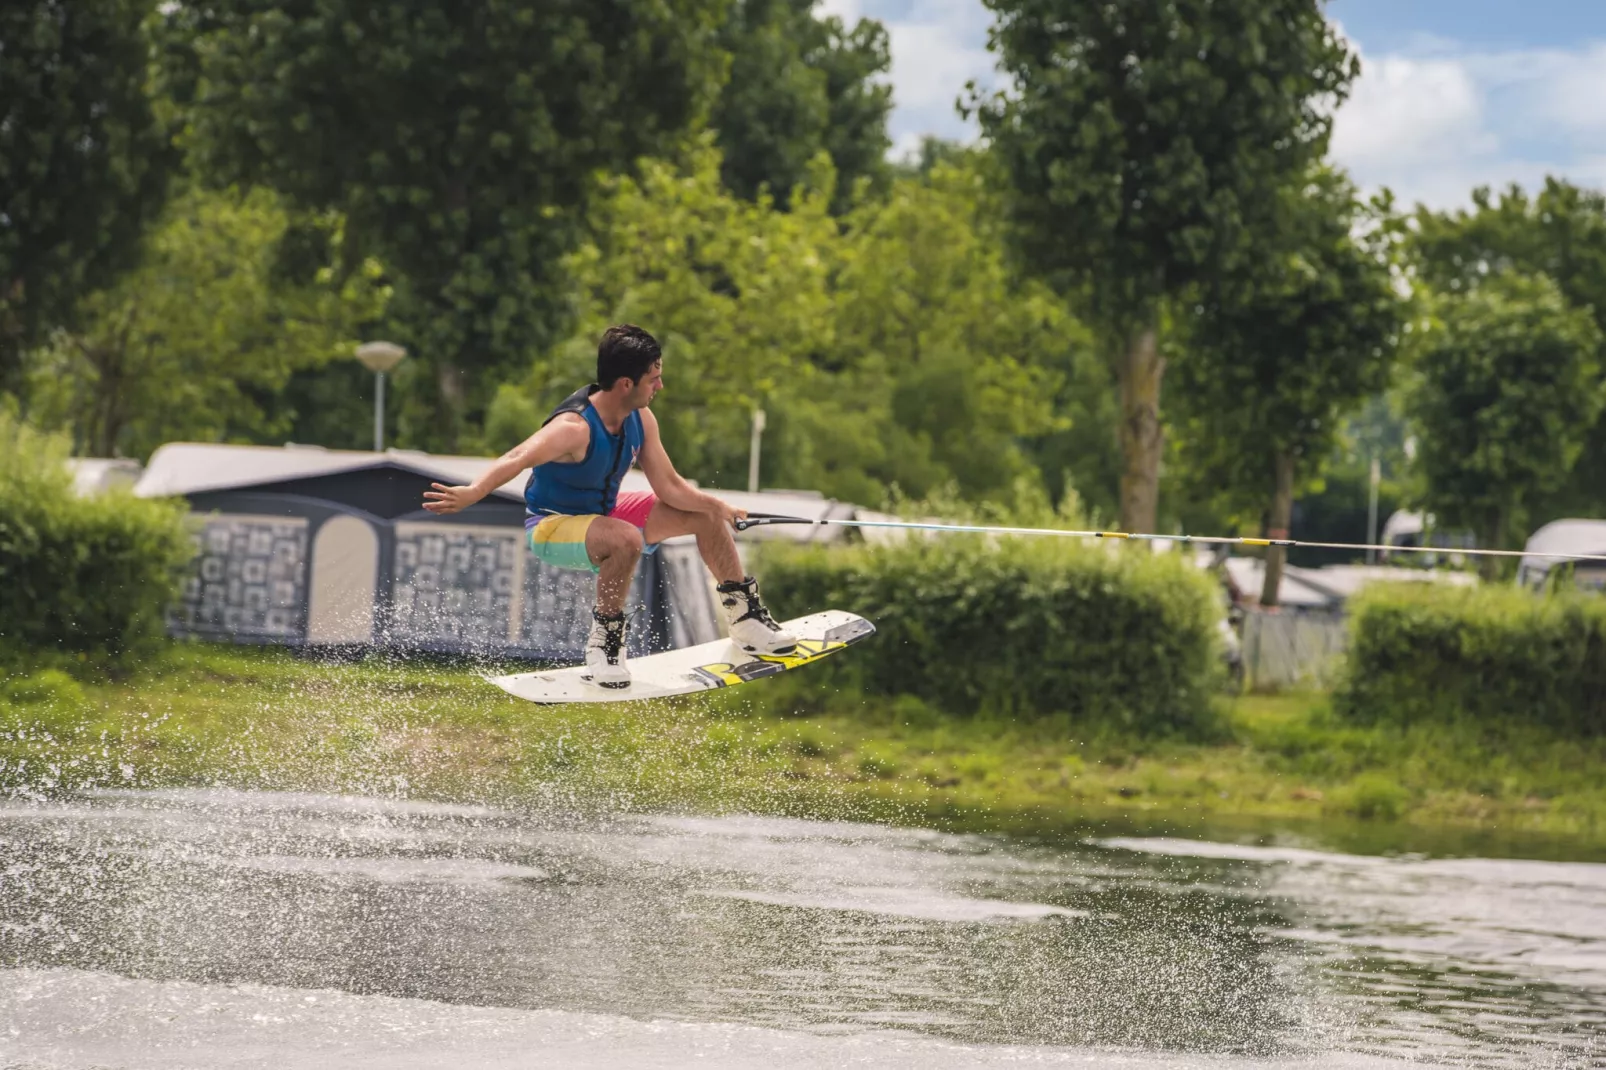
[2,789,1603,1068]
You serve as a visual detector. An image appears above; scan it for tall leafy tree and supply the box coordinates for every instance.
[1404,273,1604,577]
[179,0,729,450]
[712,0,892,213]
[1411,179,1606,522]
[974,0,1355,533]
[1172,170,1409,605]
[0,0,173,393]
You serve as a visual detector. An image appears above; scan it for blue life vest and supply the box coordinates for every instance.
[523,385,644,516]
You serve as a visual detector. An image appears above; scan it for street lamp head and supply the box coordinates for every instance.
[356,341,407,374]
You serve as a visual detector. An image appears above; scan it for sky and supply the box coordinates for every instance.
[820,0,1606,210]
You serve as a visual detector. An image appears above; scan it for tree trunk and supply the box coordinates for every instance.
[1479,510,1506,582]
[436,358,465,452]
[1260,451,1297,608]
[85,304,138,457]
[1117,322,1165,534]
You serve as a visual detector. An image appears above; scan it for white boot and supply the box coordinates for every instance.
[584,609,630,688]
[717,576,797,654]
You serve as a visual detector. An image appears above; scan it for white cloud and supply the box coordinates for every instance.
[1329,34,1606,209]
[1527,42,1606,137]
[815,0,863,20]
[1331,56,1491,167]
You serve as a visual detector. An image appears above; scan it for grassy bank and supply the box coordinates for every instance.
[4,643,1606,858]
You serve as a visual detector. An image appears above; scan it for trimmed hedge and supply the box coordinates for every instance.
[1335,583,1606,733]
[757,536,1224,734]
[0,418,193,658]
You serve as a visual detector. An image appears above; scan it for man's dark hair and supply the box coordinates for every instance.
[597,324,661,389]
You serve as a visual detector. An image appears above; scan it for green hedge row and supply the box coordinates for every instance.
[0,417,193,658]
[756,536,1225,734]
[1335,583,1606,733]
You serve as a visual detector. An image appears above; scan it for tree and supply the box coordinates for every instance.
[488,144,1095,507]
[1413,179,1606,319]
[23,187,388,458]
[485,142,842,487]
[1411,178,1606,522]
[1404,273,1605,577]
[831,160,1090,504]
[810,9,895,213]
[712,0,892,214]
[974,0,1356,534]
[178,0,729,450]
[1172,170,1409,605]
[0,0,174,393]
[891,137,973,182]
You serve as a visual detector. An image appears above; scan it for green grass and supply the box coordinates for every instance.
[4,643,1606,856]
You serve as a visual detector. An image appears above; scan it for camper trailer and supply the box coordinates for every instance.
[135,443,724,661]
[1517,519,1606,593]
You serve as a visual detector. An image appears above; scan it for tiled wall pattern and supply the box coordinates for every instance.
[170,516,309,639]
[390,524,522,647]
[168,513,720,658]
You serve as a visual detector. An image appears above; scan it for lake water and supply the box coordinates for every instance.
[2,788,1602,1068]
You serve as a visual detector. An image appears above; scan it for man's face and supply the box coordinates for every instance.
[627,361,663,408]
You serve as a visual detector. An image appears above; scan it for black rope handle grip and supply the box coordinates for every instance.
[733,513,816,532]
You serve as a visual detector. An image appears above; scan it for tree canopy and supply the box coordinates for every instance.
[975,0,1356,533]
[178,0,731,449]
[1173,169,1409,603]
[712,0,893,214]
[1,0,174,393]
[1411,179,1606,523]
[5,0,1605,569]
[485,144,1097,506]
[23,187,389,458]
[1405,272,1604,573]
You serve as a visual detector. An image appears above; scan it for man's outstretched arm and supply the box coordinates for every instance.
[423,417,589,515]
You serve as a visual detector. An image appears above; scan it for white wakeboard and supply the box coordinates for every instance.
[485,611,875,704]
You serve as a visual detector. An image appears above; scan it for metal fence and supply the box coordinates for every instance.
[1241,608,1350,692]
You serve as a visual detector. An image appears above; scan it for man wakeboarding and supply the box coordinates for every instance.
[422,324,796,688]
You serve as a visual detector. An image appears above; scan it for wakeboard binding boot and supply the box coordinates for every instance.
[717,576,797,654]
[585,608,631,688]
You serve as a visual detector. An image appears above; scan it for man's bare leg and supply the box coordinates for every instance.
[586,516,644,615]
[643,501,794,653]
[642,502,742,583]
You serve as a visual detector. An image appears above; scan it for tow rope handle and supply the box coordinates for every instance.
[733,513,814,532]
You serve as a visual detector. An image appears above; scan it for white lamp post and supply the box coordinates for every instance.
[355,341,406,452]
[748,409,766,494]
[1365,454,1381,565]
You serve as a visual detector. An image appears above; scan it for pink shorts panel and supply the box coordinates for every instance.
[608,490,658,530]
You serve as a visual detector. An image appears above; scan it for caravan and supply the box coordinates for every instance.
[1517,519,1606,592]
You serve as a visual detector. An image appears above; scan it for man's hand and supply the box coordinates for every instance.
[423,483,481,515]
[712,498,747,529]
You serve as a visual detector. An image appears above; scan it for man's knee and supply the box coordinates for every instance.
[693,509,725,534]
[591,518,644,561]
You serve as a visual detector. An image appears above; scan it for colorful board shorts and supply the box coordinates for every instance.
[524,491,660,573]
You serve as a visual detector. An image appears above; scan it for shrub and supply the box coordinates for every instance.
[0,414,193,658]
[1334,582,1606,734]
[757,535,1224,735]
[1327,772,1408,821]
[2,667,86,707]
